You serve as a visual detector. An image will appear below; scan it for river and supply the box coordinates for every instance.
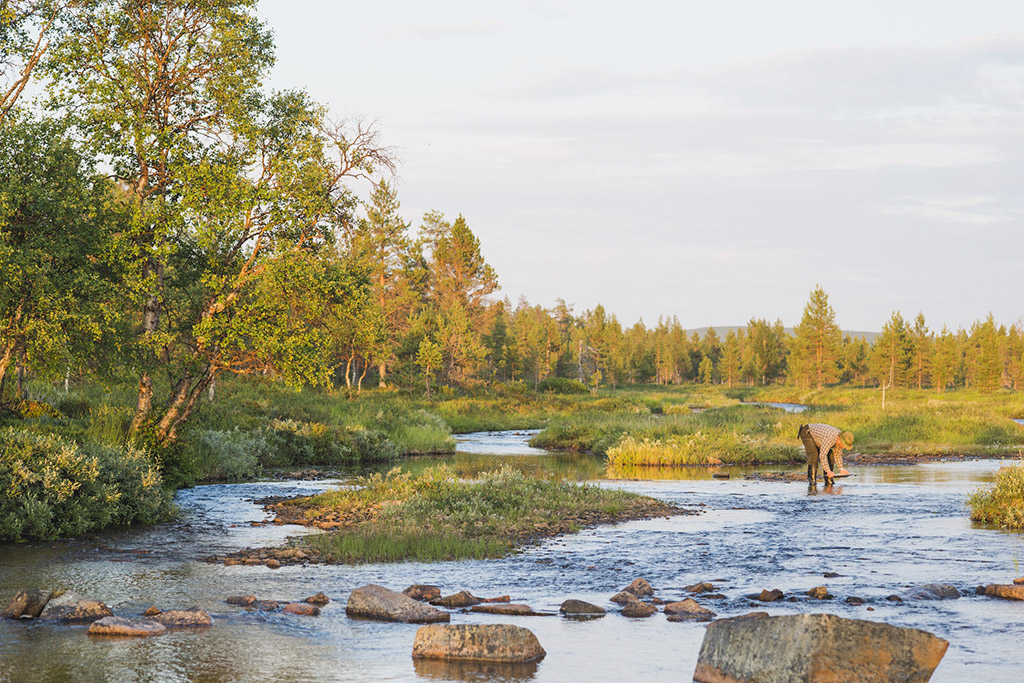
[1,431,1022,682]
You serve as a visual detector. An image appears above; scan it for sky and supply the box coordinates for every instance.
[257,0,1024,332]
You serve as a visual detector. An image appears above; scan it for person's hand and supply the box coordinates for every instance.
[837,468,850,476]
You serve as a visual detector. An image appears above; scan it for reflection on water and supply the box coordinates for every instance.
[413,658,539,681]
[2,431,1024,682]
[749,401,809,413]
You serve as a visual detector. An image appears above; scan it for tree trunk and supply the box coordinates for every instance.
[208,375,216,402]
[131,259,163,434]
[345,352,354,398]
[378,362,386,388]
[358,360,368,396]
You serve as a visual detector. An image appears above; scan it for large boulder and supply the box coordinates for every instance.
[348,584,450,623]
[2,589,52,619]
[39,592,113,622]
[412,624,545,663]
[693,613,948,683]
[982,584,1024,601]
[88,617,166,637]
[621,601,657,618]
[559,599,605,617]
[664,598,716,622]
[151,608,213,627]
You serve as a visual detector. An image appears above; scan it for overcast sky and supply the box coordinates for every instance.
[258,0,1024,332]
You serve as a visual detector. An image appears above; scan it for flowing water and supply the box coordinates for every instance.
[2,431,1023,682]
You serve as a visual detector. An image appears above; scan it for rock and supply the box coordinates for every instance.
[254,600,279,611]
[712,472,730,479]
[684,581,716,593]
[610,591,640,605]
[823,572,841,578]
[2,589,52,619]
[39,592,113,622]
[664,599,716,622]
[348,584,450,623]
[1013,577,1024,585]
[983,584,1024,601]
[621,601,657,618]
[704,594,727,600]
[225,594,257,606]
[480,595,512,603]
[624,578,653,597]
[403,585,442,602]
[303,592,330,605]
[412,624,545,663]
[142,606,161,617]
[845,596,865,605]
[693,613,948,683]
[470,604,539,616]
[559,599,605,617]
[908,583,960,600]
[806,586,831,600]
[430,590,481,608]
[282,602,320,616]
[151,608,213,627]
[886,594,903,603]
[87,616,166,637]
[265,559,281,569]
[758,589,784,603]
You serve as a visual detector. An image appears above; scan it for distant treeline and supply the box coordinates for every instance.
[1,0,1021,452]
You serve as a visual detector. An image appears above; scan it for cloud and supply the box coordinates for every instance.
[390,20,510,41]
[879,195,1014,224]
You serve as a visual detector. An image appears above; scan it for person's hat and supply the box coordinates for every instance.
[839,431,854,448]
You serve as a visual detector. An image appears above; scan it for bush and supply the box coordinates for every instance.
[968,464,1024,528]
[192,429,273,481]
[537,377,588,394]
[0,428,173,541]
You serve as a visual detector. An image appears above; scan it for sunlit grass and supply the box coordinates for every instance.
[968,463,1024,529]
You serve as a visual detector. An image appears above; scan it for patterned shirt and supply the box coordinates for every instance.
[807,423,842,475]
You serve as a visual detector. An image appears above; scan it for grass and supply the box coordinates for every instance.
[968,463,1024,529]
[288,465,676,563]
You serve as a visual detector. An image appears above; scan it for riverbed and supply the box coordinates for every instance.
[1,431,1022,682]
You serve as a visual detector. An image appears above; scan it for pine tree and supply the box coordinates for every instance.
[792,285,842,389]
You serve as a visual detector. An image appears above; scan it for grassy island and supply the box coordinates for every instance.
[968,464,1024,529]
[267,465,681,563]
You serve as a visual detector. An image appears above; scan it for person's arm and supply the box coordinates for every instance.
[818,444,833,478]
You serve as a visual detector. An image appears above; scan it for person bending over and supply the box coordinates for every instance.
[798,423,853,486]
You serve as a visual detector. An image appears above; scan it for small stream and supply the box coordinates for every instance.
[2,431,1023,682]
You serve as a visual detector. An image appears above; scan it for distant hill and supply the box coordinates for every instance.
[690,326,879,343]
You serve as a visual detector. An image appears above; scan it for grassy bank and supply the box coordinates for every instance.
[968,464,1024,529]
[274,465,679,563]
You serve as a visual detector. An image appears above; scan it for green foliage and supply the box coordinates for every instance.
[968,464,1024,528]
[0,427,173,541]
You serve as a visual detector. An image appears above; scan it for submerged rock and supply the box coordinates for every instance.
[621,601,657,618]
[664,599,716,622]
[806,586,831,600]
[845,596,865,606]
[282,602,320,616]
[684,582,716,593]
[559,599,605,617]
[348,585,450,623]
[694,613,948,683]
[908,584,960,600]
[403,585,442,602]
[886,594,904,603]
[88,616,166,637]
[225,594,257,606]
[623,578,654,597]
[758,589,784,603]
[2,589,52,619]
[430,590,481,608]
[151,608,213,627]
[303,592,330,605]
[982,584,1024,601]
[610,591,640,605]
[39,592,113,622]
[142,606,161,617]
[1013,577,1024,585]
[470,604,540,616]
[412,624,545,663]
[254,600,279,611]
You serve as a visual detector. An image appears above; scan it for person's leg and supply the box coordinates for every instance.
[799,425,819,483]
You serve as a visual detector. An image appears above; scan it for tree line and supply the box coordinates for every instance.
[1,2,1021,450]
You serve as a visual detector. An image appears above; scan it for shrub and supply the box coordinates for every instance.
[0,428,173,541]
[968,464,1024,529]
[192,429,273,481]
[536,377,588,394]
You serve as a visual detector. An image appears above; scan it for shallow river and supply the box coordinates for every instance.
[2,431,1023,682]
